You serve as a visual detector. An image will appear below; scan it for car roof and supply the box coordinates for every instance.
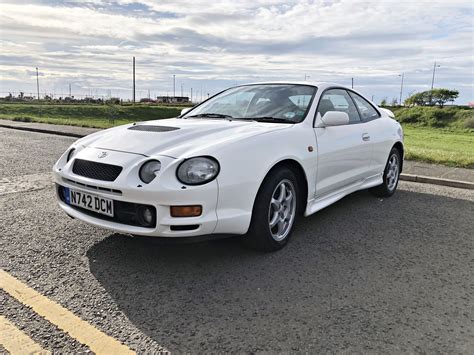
[238,81,346,90]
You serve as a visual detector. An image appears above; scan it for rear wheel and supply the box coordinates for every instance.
[243,168,299,252]
[370,147,401,197]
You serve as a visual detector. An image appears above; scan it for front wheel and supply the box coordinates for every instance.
[370,147,401,197]
[243,168,299,252]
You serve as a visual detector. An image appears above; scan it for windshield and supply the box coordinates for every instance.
[183,84,317,123]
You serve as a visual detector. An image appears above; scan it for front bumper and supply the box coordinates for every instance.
[54,177,219,237]
[53,145,256,237]
[53,149,220,237]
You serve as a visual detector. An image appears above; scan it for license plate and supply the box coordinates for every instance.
[65,187,114,217]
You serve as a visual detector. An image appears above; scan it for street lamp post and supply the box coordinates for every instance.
[132,57,136,103]
[173,75,176,97]
[431,61,441,91]
[430,61,441,105]
[36,67,40,100]
[399,73,404,106]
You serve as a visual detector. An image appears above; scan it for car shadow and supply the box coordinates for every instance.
[87,188,473,353]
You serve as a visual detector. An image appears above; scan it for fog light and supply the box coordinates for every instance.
[170,205,202,217]
[137,206,155,227]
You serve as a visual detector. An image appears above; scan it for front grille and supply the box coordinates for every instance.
[72,159,122,181]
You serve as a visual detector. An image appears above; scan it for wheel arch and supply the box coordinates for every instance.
[392,141,404,172]
[257,159,309,215]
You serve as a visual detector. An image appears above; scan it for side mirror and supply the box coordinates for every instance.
[319,111,349,127]
[181,107,192,116]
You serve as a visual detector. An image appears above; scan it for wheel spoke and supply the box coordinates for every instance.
[270,197,280,210]
[269,211,279,228]
[276,218,286,234]
[278,183,286,203]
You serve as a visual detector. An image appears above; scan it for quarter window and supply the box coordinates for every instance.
[349,92,380,121]
[317,89,360,124]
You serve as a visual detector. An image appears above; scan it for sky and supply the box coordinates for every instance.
[0,0,473,104]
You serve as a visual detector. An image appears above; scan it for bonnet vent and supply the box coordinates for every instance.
[128,125,180,132]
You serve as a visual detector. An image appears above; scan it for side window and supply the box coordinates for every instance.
[317,89,360,124]
[349,92,380,121]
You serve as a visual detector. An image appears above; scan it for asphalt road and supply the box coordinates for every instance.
[1,127,473,354]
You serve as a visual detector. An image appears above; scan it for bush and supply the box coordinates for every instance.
[395,106,471,129]
[463,117,474,129]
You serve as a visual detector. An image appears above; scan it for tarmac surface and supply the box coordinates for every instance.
[1,127,473,353]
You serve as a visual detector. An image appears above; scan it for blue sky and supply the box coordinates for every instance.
[0,0,473,104]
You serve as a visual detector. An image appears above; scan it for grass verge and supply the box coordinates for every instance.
[1,103,473,168]
[403,126,473,169]
[0,103,182,128]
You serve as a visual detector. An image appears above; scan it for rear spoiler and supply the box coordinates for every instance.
[379,107,395,118]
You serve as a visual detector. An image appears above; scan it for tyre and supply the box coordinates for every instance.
[370,147,401,197]
[243,167,299,252]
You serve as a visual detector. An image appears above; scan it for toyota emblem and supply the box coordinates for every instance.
[97,151,108,159]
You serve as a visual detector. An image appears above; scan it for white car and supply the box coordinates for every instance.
[53,82,403,251]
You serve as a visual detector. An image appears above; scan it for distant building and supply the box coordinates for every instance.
[156,96,190,104]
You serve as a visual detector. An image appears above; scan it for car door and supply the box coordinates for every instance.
[348,91,389,176]
[313,88,373,197]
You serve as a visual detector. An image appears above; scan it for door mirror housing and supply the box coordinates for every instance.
[181,107,192,116]
[318,111,350,127]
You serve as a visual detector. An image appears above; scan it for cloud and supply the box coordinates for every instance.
[0,0,472,103]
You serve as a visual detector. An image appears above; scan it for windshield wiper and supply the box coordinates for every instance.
[253,116,295,124]
[186,113,233,119]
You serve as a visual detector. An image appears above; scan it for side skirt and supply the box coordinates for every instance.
[304,173,383,217]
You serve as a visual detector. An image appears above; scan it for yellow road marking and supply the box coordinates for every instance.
[0,269,135,354]
[0,315,50,354]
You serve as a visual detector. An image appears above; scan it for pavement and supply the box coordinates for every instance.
[0,119,99,138]
[0,119,472,187]
[0,127,473,353]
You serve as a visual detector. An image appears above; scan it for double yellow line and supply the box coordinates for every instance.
[0,269,139,354]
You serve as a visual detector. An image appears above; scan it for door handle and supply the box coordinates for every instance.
[362,133,370,141]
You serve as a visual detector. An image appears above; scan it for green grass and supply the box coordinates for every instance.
[1,103,473,168]
[403,126,473,168]
[0,103,183,128]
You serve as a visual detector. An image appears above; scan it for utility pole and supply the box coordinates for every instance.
[36,67,40,100]
[191,87,193,102]
[351,77,354,89]
[69,83,71,97]
[399,73,404,106]
[148,89,150,100]
[173,75,176,97]
[304,74,310,81]
[181,83,183,97]
[132,57,136,103]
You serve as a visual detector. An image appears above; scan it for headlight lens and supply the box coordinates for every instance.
[139,160,161,184]
[66,148,76,162]
[177,157,219,185]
